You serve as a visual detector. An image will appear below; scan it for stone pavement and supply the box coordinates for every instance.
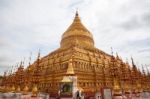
[0,92,49,99]
[0,92,149,99]
[113,92,150,99]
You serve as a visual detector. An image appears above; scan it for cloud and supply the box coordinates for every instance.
[119,12,150,30]
[0,0,150,75]
[138,48,150,53]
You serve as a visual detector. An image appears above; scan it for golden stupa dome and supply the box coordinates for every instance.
[60,11,94,49]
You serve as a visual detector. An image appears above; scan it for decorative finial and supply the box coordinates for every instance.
[75,9,79,17]
[22,57,25,67]
[20,61,22,67]
[142,65,145,75]
[116,52,119,59]
[131,56,135,66]
[111,47,113,56]
[29,52,32,65]
[4,71,6,76]
[16,62,19,68]
[145,64,149,74]
[37,49,41,59]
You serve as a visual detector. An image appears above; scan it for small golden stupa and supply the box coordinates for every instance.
[136,82,142,93]
[61,58,75,82]
[32,84,38,97]
[23,85,29,95]
[113,78,121,95]
[11,85,15,92]
[16,86,20,92]
[124,84,130,93]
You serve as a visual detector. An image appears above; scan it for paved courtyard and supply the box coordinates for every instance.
[0,92,149,99]
[0,92,49,99]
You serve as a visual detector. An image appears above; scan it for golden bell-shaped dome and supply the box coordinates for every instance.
[60,11,94,49]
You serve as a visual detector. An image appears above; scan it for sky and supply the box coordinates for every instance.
[0,0,150,75]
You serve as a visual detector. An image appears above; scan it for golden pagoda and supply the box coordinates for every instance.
[2,11,150,97]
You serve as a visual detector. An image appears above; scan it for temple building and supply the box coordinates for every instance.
[1,11,150,96]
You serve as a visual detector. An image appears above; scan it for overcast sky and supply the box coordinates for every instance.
[0,0,150,75]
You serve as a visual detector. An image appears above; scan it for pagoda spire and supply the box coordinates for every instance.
[131,57,138,72]
[116,52,120,60]
[3,71,7,77]
[142,65,146,78]
[111,47,114,56]
[75,10,79,17]
[110,47,115,60]
[131,57,135,66]
[145,65,150,75]
[28,52,32,66]
[73,10,81,24]
[37,49,40,59]
[31,50,41,97]
[19,61,23,68]
[22,57,25,68]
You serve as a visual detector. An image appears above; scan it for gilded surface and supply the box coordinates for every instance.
[1,11,150,94]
